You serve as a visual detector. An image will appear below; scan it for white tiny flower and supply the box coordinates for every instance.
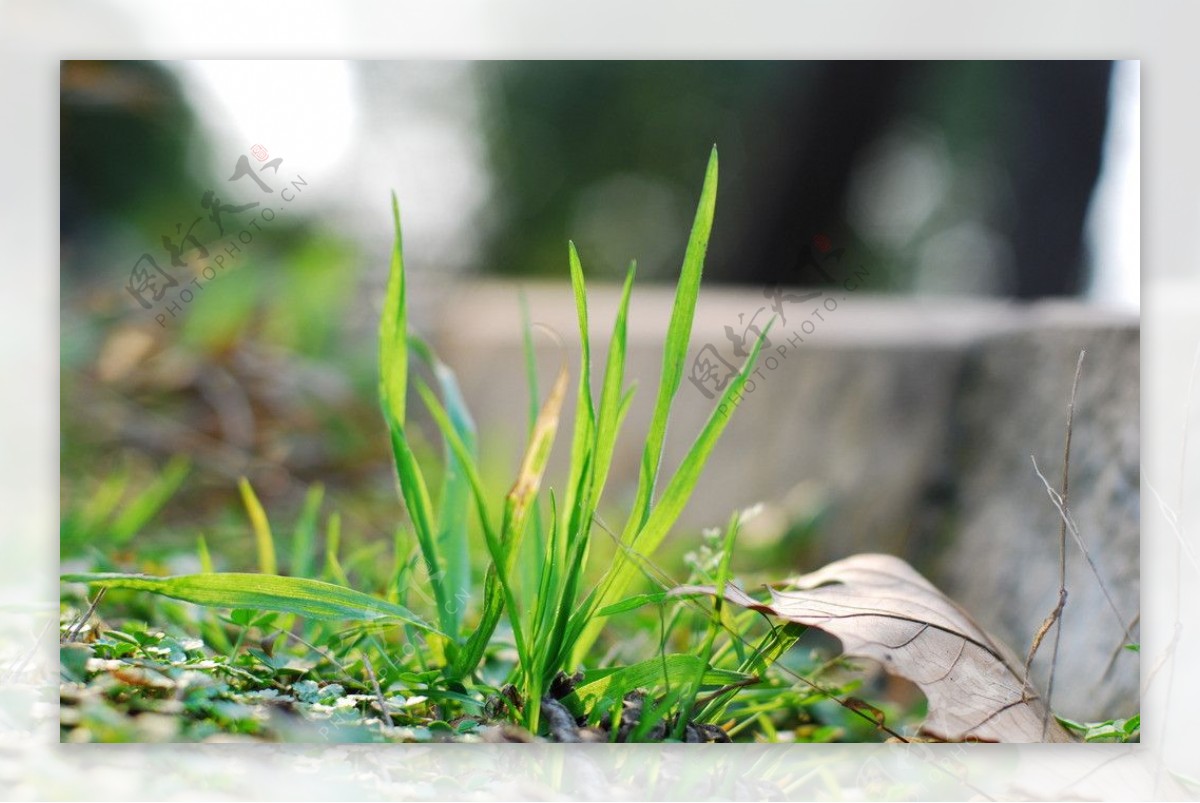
[738,503,765,525]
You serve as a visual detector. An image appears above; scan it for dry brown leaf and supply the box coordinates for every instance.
[675,553,1074,743]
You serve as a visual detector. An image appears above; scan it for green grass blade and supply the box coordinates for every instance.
[528,243,602,684]
[674,510,739,738]
[565,654,751,719]
[387,418,450,630]
[60,572,441,633]
[561,242,596,535]
[80,466,129,533]
[374,199,451,632]
[537,452,593,680]
[414,378,498,559]
[635,324,771,555]
[412,338,478,634]
[501,361,569,581]
[592,262,636,505]
[452,362,569,684]
[697,622,805,725]
[518,290,542,434]
[541,263,637,677]
[572,318,771,662]
[516,291,548,613]
[197,535,213,573]
[109,456,190,545]
[454,566,505,679]
[415,377,507,682]
[594,591,668,617]
[531,492,563,649]
[63,467,128,551]
[379,192,408,427]
[289,484,324,579]
[323,512,350,587]
[238,478,277,575]
[627,146,718,534]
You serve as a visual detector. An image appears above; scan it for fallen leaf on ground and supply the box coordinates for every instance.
[674,553,1073,742]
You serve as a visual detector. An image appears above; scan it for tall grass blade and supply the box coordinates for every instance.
[289,484,324,579]
[634,322,771,556]
[414,379,498,557]
[517,291,547,605]
[572,319,772,661]
[379,192,408,427]
[323,512,349,587]
[592,263,637,504]
[453,362,568,682]
[387,419,449,629]
[412,338,478,634]
[416,377,504,681]
[197,535,213,573]
[238,477,277,575]
[627,146,718,534]
[377,195,451,632]
[561,242,596,536]
[501,361,569,582]
[109,456,190,545]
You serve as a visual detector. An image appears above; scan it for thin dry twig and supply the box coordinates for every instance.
[1025,350,1084,739]
[273,627,353,676]
[1031,457,1134,644]
[64,588,107,643]
[363,654,394,730]
[1102,611,1141,678]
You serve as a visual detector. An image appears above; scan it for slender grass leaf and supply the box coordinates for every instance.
[60,572,440,633]
[592,263,636,505]
[379,192,408,427]
[627,146,718,534]
[416,377,507,682]
[109,456,190,545]
[454,360,569,682]
[595,591,668,617]
[573,317,772,661]
[517,292,548,610]
[238,478,277,575]
[197,535,213,574]
[387,418,450,629]
[566,654,752,715]
[414,378,498,558]
[290,483,324,579]
[77,467,129,536]
[518,290,542,436]
[501,360,569,580]
[376,196,451,628]
[412,338,478,633]
[453,565,505,681]
[636,322,772,554]
[561,242,596,536]
[323,512,349,587]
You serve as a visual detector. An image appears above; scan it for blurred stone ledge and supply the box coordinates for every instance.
[431,282,1139,721]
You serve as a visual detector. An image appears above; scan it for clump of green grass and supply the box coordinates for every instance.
[62,149,845,742]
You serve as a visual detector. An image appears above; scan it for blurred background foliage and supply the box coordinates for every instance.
[60,60,1129,580]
